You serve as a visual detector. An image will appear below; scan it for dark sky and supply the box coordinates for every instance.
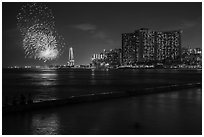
[2,2,202,67]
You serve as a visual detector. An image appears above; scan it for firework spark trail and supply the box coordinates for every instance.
[17,3,65,62]
[17,3,55,35]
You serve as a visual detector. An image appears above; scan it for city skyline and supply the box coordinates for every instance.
[3,2,202,67]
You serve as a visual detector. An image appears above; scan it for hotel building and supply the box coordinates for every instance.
[122,28,182,65]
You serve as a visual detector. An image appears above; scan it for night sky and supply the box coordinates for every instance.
[2,2,202,67]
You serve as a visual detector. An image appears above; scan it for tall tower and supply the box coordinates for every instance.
[67,47,74,67]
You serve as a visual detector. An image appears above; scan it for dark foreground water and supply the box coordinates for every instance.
[2,68,202,135]
[3,88,202,135]
[2,68,202,103]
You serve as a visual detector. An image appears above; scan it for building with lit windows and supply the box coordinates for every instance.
[156,30,181,64]
[122,31,140,65]
[122,28,182,65]
[91,49,122,68]
[181,47,202,66]
[104,49,122,68]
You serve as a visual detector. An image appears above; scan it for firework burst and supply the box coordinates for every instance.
[17,3,65,62]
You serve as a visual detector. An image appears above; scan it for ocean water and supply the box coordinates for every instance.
[2,68,202,134]
[3,68,202,103]
[3,88,202,135]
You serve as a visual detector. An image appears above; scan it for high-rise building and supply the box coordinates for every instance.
[104,49,121,68]
[67,47,74,67]
[156,31,181,63]
[122,28,182,65]
[122,32,139,65]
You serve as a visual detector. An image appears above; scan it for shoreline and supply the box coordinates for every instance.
[3,82,201,114]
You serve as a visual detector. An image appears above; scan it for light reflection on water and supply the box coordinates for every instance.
[3,69,202,104]
[31,113,60,135]
[26,70,58,81]
[38,73,58,86]
[24,69,59,102]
